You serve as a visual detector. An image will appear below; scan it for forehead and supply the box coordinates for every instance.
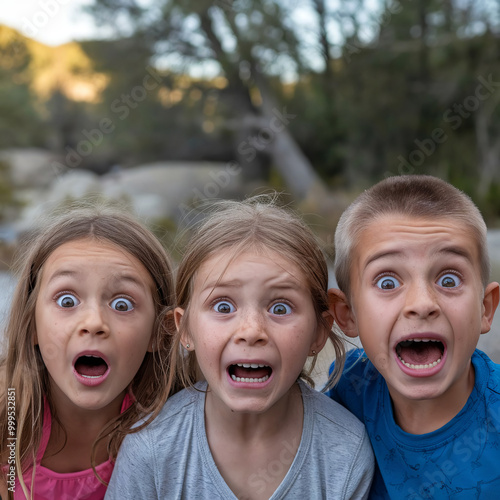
[196,247,307,285]
[353,215,480,268]
[40,237,153,285]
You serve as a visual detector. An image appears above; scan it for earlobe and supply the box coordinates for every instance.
[481,282,500,334]
[327,288,358,338]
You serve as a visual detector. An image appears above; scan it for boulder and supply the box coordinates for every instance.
[101,162,243,221]
[0,148,62,189]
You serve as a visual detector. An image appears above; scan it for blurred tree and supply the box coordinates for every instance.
[81,0,500,216]
[85,0,326,199]
[0,26,45,148]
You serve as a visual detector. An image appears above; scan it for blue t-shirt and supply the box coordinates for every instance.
[328,348,500,499]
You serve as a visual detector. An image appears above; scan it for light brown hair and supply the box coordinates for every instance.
[169,194,346,393]
[334,175,490,300]
[0,202,175,498]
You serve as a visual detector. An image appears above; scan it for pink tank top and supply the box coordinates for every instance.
[12,395,132,500]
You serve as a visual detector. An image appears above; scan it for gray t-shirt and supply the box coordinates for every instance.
[105,381,374,499]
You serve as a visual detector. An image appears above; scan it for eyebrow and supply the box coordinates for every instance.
[437,245,474,262]
[201,278,301,298]
[46,269,78,284]
[47,269,149,291]
[364,245,474,269]
[364,250,404,269]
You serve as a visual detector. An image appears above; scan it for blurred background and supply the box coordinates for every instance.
[1,0,499,371]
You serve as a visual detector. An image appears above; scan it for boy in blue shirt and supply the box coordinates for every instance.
[328,175,500,499]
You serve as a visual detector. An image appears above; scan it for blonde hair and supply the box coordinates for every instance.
[169,194,345,393]
[334,175,490,300]
[0,203,175,498]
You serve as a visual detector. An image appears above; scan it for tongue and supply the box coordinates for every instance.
[232,366,269,379]
[75,357,107,377]
[399,343,442,365]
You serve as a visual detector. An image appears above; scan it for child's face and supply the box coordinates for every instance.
[175,249,329,415]
[35,238,156,413]
[334,215,498,406]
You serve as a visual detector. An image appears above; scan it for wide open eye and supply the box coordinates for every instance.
[110,297,134,311]
[438,273,462,288]
[56,294,79,308]
[213,301,235,314]
[375,276,401,290]
[269,302,292,315]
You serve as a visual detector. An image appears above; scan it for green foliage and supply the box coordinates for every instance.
[0,160,23,222]
[3,1,500,221]
[0,26,45,148]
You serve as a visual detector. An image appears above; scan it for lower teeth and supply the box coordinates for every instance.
[231,375,269,383]
[399,357,442,369]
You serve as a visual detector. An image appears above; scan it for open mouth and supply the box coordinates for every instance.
[74,355,109,379]
[228,363,272,383]
[396,339,445,370]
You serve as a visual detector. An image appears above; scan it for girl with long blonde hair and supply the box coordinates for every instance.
[0,204,175,499]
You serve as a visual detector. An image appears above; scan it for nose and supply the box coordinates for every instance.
[234,308,268,346]
[403,278,440,320]
[79,303,110,337]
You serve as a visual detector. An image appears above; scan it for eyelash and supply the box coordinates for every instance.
[373,272,399,285]
[54,290,77,300]
[210,297,234,310]
[437,270,464,287]
[270,299,294,309]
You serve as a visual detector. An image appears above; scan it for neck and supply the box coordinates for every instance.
[42,387,125,471]
[204,383,304,500]
[205,382,303,441]
[390,364,475,434]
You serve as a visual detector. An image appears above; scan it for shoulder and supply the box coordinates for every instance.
[124,384,203,450]
[302,382,367,441]
[327,348,385,423]
[147,384,201,428]
[329,348,380,397]
[299,383,375,495]
[473,349,500,396]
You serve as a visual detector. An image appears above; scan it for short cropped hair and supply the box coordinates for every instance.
[334,175,490,300]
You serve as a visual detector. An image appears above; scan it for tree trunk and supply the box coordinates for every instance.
[475,102,500,197]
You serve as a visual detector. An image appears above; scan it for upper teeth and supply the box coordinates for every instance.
[236,363,267,368]
[406,339,439,342]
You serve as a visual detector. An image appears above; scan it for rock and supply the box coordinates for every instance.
[0,148,62,189]
[15,169,102,232]
[101,162,243,221]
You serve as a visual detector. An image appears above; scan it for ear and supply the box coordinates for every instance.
[174,307,193,350]
[328,288,358,338]
[481,282,500,334]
